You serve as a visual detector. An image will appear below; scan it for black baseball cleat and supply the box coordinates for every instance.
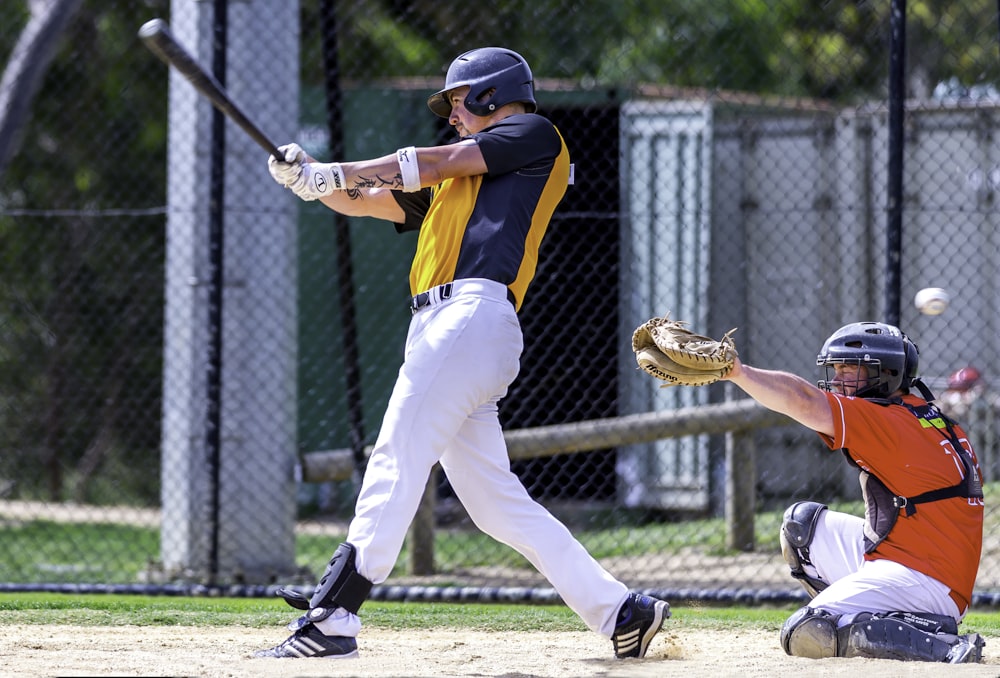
[612,592,671,658]
[254,621,358,659]
[948,633,985,664]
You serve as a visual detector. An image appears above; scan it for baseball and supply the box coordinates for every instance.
[914,287,949,315]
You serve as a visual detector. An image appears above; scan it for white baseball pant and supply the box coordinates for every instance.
[804,509,961,623]
[341,279,628,636]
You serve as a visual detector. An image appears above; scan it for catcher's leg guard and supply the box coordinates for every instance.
[841,612,985,663]
[882,611,958,635]
[780,501,829,598]
[780,606,841,658]
[277,542,373,622]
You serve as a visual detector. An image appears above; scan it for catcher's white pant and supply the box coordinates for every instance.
[804,509,962,622]
[338,279,628,636]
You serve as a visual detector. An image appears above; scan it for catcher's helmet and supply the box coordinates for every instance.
[816,321,919,399]
[427,47,536,118]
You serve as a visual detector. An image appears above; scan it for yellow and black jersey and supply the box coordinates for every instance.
[391,113,570,311]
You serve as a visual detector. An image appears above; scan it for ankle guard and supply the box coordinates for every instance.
[311,542,372,616]
[279,542,372,622]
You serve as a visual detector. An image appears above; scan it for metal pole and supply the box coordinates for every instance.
[319,0,367,482]
[205,0,228,585]
[885,0,906,327]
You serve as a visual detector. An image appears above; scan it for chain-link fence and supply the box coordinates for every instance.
[2,0,1000,605]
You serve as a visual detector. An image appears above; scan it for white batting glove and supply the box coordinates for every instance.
[267,143,307,186]
[268,143,346,202]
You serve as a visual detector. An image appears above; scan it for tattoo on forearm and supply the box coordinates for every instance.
[344,172,405,201]
[354,173,405,190]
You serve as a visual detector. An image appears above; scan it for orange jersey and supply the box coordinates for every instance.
[821,392,984,610]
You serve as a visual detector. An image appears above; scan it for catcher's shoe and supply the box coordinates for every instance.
[612,592,671,658]
[254,621,358,659]
[947,633,985,664]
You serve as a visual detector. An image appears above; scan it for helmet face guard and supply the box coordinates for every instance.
[816,322,919,399]
[427,47,537,118]
[818,358,884,398]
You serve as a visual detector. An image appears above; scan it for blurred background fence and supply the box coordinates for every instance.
[2,0,1000,606]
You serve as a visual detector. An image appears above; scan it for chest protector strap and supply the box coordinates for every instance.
[843,398,983,553]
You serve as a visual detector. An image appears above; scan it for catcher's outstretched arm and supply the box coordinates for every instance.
[725,358,834,436]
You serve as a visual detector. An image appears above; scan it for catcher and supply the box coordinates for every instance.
[633,317,985,663]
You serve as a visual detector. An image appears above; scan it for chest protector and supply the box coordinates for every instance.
[842,399,983,553]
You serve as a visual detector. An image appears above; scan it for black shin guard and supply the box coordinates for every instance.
[842,617,955,662]
[840,612,984,664]
[782,608,983,664]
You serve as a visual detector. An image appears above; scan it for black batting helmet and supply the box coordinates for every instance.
[427,47,536,118]
[816,321,919,399]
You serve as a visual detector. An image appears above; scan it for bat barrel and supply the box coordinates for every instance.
[138,18,284,159]
[137,18,167,40]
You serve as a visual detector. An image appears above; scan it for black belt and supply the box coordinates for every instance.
[409,282,516,314]
[410,282,453,314]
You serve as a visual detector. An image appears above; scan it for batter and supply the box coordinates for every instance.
[259,46,670,660]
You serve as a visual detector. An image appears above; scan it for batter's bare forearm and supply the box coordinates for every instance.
[305,144,486,221]
[319,183,404,221]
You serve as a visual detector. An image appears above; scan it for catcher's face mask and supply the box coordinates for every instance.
[819,360,881,397]
[816,322,914,398]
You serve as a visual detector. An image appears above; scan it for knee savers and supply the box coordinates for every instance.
[780,501,829,597]
[780,606,839,658]
[277,542,373,621]
[782,607,982,663]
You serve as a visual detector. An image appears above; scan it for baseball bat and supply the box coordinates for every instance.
[138,18,284,159]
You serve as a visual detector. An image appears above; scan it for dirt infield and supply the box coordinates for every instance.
[2,624,997,677]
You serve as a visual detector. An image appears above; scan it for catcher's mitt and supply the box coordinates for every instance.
[631,314,738,387]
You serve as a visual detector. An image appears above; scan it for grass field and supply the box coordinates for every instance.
[5,485,998,586]
[0,498,856,583]
[3,592,1000,634]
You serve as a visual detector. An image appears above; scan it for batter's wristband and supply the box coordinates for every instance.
[319,162,347,191]
[396,146,421,192]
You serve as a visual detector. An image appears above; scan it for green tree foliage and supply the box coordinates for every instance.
[0,0,169,503]
[299,0,999,101]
